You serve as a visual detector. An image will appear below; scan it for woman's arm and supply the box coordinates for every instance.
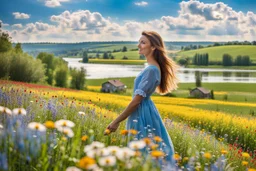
[106,95,144,132]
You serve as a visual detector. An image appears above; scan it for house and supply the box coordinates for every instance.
[101,80,127,93]
[190,87,212,99]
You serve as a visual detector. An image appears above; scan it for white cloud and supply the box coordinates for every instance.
[44,0,69,8]
[134,1,148,7]
[0,20,9,27]
[12,12,30,19]
[12,24,23,29]
[8,1,256,42]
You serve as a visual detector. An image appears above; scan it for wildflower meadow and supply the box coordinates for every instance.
[0,80,255,171]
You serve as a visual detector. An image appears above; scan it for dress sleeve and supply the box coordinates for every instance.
[134,67,160,98]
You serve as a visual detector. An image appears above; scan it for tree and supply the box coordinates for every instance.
[70,67,86,90]
[82,51,89,63]
[14,43,23,53]
[222,54,233,66]
[37,52,55,85]
[0,22,12,52]
[96,53,100,58]
[210,90,214,99]
[122,56,128,60]
[103,52,109,59]
[195,71,202,87]
[122,46,127,52]
[55,65,68,87]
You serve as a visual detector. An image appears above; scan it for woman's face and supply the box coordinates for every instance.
[137,35,154,56]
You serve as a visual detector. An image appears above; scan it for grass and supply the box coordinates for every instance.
[89,44,138,51]
[177,45,256,61]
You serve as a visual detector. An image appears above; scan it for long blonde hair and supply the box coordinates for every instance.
[142,31,179,94]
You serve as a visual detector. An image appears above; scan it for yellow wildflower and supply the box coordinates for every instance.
[221,149,228,154]
[104,129,111,135]
[151,150,165,158]
[242,152,250,158]
[44,121,55,129]
[204,152,211,159]
[242,161,248,166]
[173,154,180,160]
[78,157,96,169]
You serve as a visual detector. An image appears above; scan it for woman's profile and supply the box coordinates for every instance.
[105,30,179,161]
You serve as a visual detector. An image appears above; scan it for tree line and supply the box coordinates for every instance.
[222,54,251,66]
[0,24,86,90]
[178,53,252,67]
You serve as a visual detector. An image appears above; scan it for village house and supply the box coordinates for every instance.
[190,87,212,99]
[101,80,127,93]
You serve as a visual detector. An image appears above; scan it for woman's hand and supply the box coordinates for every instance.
[105,121,120,135]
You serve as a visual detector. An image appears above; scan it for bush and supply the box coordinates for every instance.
[55,65,68,87]
[70,67,86,90]
[0,51,46,83]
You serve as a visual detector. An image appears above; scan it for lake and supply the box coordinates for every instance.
[63,58,256,83]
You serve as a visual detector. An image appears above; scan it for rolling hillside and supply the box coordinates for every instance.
[177,45,256,62]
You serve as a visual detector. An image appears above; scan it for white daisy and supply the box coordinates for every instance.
[28,122,46,132]
[128,140,146,150]
[116,147,135,161]
[86,149,98,158]
[97,148,110,157]
[0,106,12,115]
[99,156,116,167]
[66,166,81,171]
[0,124,3,129]
[55,119,75,128]
[107,146,120,156]
[57,127,74,138]
[12,108,26,116]
[78,111,86,116]
[84,141,105,153]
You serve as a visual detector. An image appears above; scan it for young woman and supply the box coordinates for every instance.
[105,31,179,161]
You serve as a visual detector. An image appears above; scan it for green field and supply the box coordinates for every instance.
[177,45,256,62]
[89,44,138,51]
[87,78,256,103]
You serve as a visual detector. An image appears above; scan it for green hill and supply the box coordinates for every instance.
[177,45,256,62]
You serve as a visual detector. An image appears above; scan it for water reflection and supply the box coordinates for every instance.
[63,58,256,83]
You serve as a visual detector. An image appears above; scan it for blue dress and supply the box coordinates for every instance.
[126,65,175,162]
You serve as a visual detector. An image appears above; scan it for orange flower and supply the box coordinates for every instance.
[248,168,256,171]
[104,129,111,135]
[204,152,211,159]
[143,138,151,145]
[81,135,88,142]
[78,157,96,169]
[151,150,165,158]
[150,144,159,150]
[173,154,180,160]
[129,129,138,135]
[153,136,162,143]
[120,130,129,135]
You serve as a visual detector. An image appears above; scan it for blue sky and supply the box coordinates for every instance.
[1,0,256,42]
